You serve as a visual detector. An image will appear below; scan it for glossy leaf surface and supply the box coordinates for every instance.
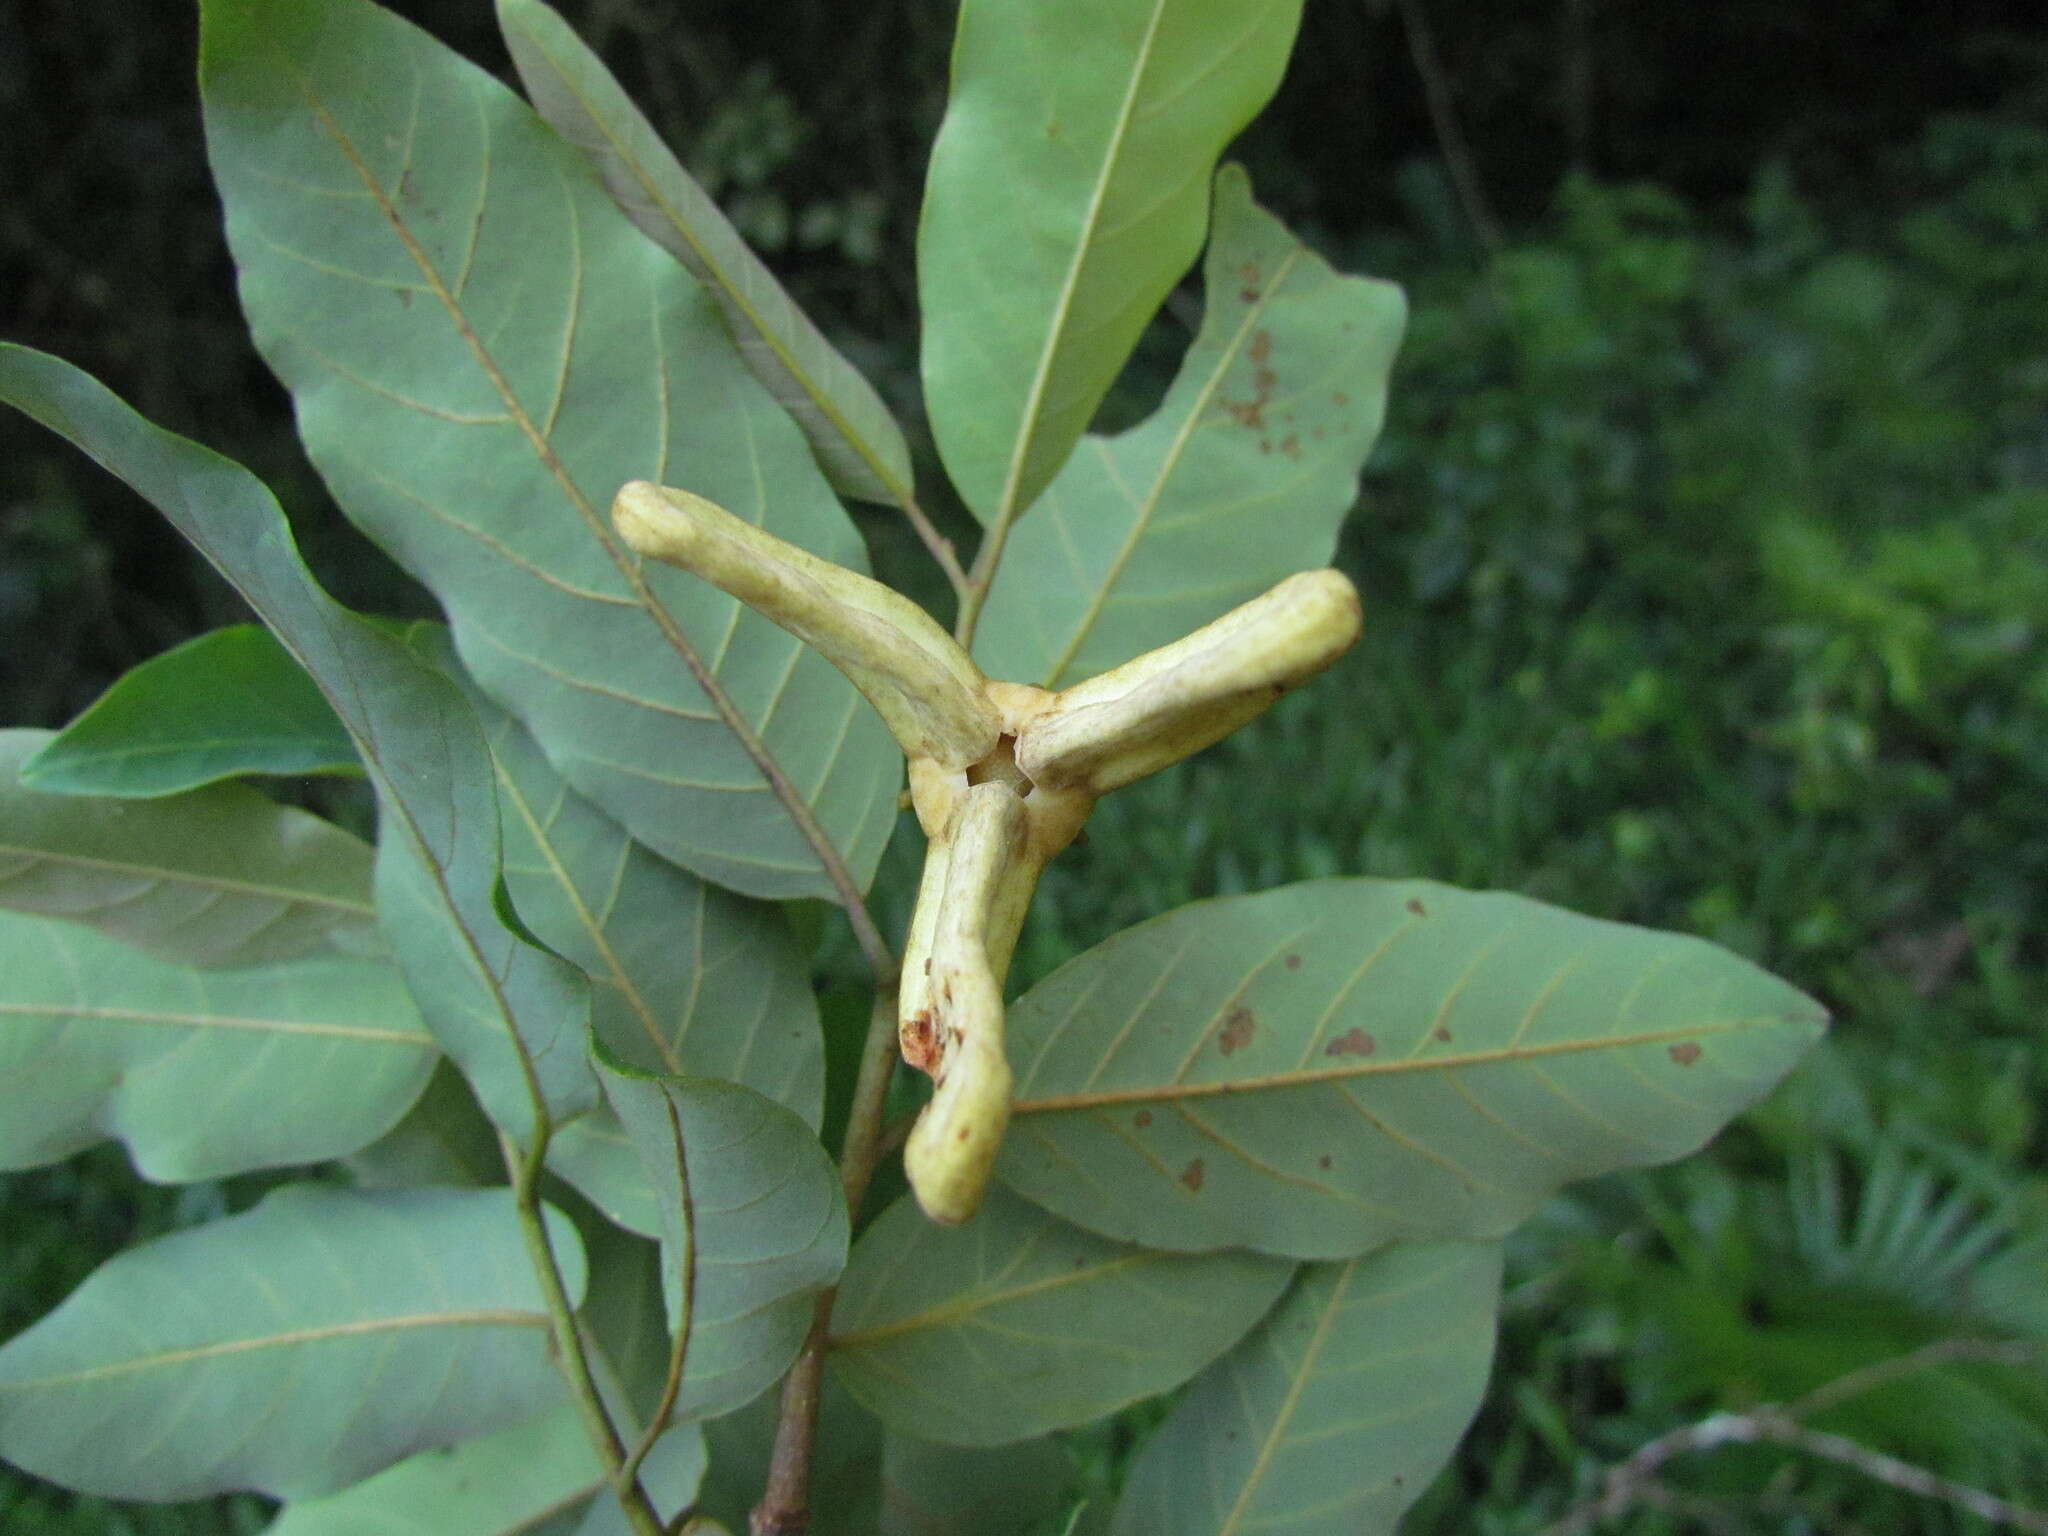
[0,908,432,1178]
[920,0,1305,522]
[497,0,913,508]
[0,344,596,1141]
[0,1186,585,1501]
[831,1187,1292,1446]
[23,625,361,796]
[1113,1241,1502,1535]
[1002,879,1827,1258]
[200,0,899,900]
[1,728,376,967]
[974,167,1406,685]
[597,1057,848,1420]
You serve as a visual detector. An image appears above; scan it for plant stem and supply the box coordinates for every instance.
[954,526,1007,649]
[751,982,903,1536]
[501,1131,668,1536]
[902,493,972,603]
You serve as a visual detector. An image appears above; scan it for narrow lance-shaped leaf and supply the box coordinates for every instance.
[1113,1241,1503,1536]
[23,625,362,797]
[0,1186,587,1502]
[1000,878,1828,1260]
[495,0,914,509]
[0,343,596,1142]
[920,0,1306,524]
[1,727,377,966]
[200,0,899,901]
[974,166,1406,687]
[830,1186,1293,1447]
[595,1047,849,1421]
[0,908,433,1179]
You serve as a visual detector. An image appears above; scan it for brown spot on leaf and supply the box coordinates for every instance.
[1240,287,1260,303]
[1285,953,1302,969]
[1219,1007,1257,1056]
[1406,898,1428,917]
[1318,1154,1333,1170]
[1325,1028,1376,1058]
[1279,433,1300,460]
[1240,260,1261,285]
[1179,1158,1206,1192]
[1669,1041,1703,1066]
[1134,1110,1153,1129]
[1258,437,1272,453]
[1249,329,1273,365]
[1333,390,1350,406]
[1434,1027,1453,1043]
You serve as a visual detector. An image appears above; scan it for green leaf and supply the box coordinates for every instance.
[1001,878,1827,1259]
[23,625,361,796]
[0,343,599,1144]
[199,0,900,902]
[344,1059,504,1190]
[595,1052,849,1421]
[830,1186,1292,1446]
[0,1186,586,1502]
[495,0,913,510]
[1112,1241,1502,1536]
[919,0,1305,524]
[268,1409,611,1536]
[1,728,377,967]
[426,627,823,1121]
[0,908,433,1178]
[974,167,1406,686]
[881,1433,1074,1536]
[266,1403,703,1536]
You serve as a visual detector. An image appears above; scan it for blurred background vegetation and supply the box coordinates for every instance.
[4,1,2046,1531]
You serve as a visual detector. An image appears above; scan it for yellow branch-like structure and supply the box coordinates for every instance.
[612,479,1362,1224]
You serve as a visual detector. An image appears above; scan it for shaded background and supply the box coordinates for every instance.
[4,1,2048,1530]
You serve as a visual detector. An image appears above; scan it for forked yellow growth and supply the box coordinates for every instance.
[612,481,1362,1224]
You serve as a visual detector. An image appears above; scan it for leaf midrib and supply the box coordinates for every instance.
[829,1252,1149,1350]
[989,0,1172,533]
[0,1309,549,1391]
[288,60,871,918]
[1011,1013,1823,1114]
[0,843,373,919]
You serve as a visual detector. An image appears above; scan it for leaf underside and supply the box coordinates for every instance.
[0,1186,586,1502]
[1112,1241,1503,1536]
[200,0,899,902]
[0,728,378,968]
[0,907,433,1179]
[830,1186,1293,1446]
[1001,877,1827,1259]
